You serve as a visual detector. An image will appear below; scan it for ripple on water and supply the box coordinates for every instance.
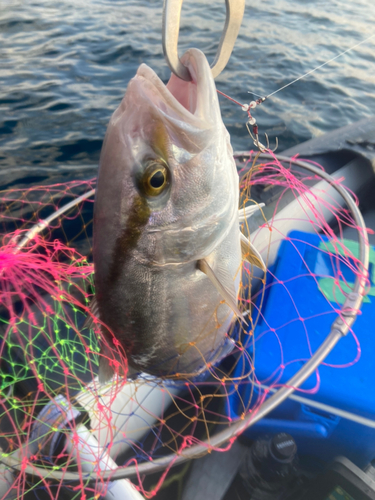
[0,0,375,185]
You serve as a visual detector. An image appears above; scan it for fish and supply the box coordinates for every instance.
[92,48,264,382]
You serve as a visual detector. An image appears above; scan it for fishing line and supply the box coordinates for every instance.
[260,32,375,100]
[218,32,375,152]
[247,91,264,98]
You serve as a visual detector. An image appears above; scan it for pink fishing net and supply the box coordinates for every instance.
[0,154,369,499]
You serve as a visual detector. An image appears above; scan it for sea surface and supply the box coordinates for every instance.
[1,0,375,189]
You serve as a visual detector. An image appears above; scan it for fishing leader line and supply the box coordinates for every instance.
[218,32,375,152]
[262,31,375,100]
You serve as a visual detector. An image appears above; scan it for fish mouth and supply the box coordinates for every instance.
[135,48,220,128]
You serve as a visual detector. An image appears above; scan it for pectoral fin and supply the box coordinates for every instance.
[83,295,100,330]
[99,347,137,384]
[240,232,266,271]
[197,258,248,325]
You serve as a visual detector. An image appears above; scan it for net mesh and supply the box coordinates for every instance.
[0,155,369,499]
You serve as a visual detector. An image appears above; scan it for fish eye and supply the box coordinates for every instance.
[149,169,165,189]
[141,159,170,196]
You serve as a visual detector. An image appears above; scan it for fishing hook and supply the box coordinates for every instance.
[246,122,278,153]
[162,0,245,81]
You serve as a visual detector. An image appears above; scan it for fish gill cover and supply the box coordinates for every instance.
[0,151,370,499]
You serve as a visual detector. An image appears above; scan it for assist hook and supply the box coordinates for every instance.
[162,0,245,81]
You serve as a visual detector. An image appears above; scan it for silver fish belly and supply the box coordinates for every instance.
[93,48,242,381]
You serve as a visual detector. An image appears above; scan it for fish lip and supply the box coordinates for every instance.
[134,48,219,126]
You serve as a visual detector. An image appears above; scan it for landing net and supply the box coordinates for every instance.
[0,153,369,499]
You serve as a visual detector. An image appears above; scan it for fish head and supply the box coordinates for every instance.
[95,48,239,272]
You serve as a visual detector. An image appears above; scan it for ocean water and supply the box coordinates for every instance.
[0,0,375,188]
